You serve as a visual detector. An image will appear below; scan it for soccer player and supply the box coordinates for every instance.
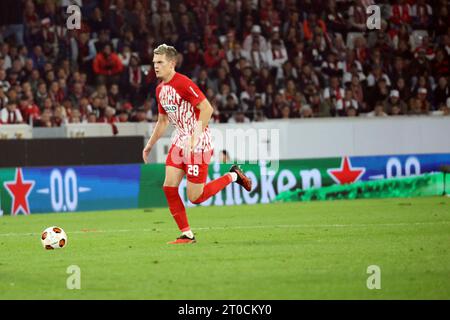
[142,44,252,244]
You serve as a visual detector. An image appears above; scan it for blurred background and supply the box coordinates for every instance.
[0,0,449,215]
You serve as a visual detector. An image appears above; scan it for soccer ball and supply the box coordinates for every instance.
[41,226,68,250]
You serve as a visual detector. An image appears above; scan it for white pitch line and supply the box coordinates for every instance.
[0,221,449,237]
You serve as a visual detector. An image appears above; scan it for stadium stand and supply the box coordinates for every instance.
[0,0,448,128]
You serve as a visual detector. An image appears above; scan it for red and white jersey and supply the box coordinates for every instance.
[156,72,213,152]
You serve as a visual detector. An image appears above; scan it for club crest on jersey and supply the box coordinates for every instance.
[163,104,177,113]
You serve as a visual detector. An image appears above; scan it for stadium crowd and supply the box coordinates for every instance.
[0,0,449,127]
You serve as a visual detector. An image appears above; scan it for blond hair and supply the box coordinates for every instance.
[153,44,178,61]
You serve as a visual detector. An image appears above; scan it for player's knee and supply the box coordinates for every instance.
[191,197,202,204]
[188,194,199,204]
[163,182,179,188]
[163,177,180,187]
[188,191,203,204]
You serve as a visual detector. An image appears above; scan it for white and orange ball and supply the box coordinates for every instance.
[41,226,68,250]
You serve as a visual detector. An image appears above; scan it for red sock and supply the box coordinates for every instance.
[163,186,190,232]
[191,174,233,204]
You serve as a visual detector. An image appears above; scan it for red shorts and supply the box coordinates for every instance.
[166,144,213,184]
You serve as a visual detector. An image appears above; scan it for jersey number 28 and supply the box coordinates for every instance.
[187,165,199,177]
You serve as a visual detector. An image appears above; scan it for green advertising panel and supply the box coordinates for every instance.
[0,168,17,216]
[1,153,449,215]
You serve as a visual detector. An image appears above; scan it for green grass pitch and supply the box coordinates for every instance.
[0,196,449,300]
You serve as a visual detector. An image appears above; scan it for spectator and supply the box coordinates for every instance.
[415,87,432,112]
[367,65,391,88]
[300,104,314,118]
[243,25,269,53]
[23,1,41,46]
[367,102,389,117]
[214,66,237,95]
[323,76,345,116]
[29,45,46,72]
[0,0,447,125]
[432,49,449,79]
[218,94,238,123]
[228,109,251,123]
[130,107,147,122]
[87,112,98,123]
[52,104,66,126]
[79,97,92,119]
[408,97,426,115]
[283,11,302,42]
[269,92,288,119]
[69,108,82,123]
[303,13,327,42]
[336,89,359,116]
[252,95,269,121]
[434,6,449,38]
[108,84,122,110]
[118,44,132,67]
[433,76,449,108]
[203,43,225,69]
[390,104,404,116]
[389,0,412,29]
[118,110,130,123]
[89,7,110,36]
[0,88,9,110]
[34,108,52,127]
[0,69,11,93]
[101,106,118,124]
[384,90,408,115]
[194,69,214,94]
[348,0,369,32]
[411,0,433,30]
[177,12,199,50]
[48,81,65,105]
[267,27,286,52]
[432,103,449,116]
[19,96,40,124]
[142,99,154,122]
[388,56,407,87]
[280,105,292,119]
[70,32,96,74]
[349,74,366,111]
[93,29,112,56]
[35,81,49,108]
[226,42,248,65]
[373,79,391,108]
[121,54,145,106]
[306,32,328,70]
[306,92,323,116]
[182,41,203,78]
[92,44,124,86]
[68,82,86,108]
[321,51,342,82]
[240,80,259,112]
[346,106,358,117]
[394,77,412,102]
[337,49,366,82]
[257,67,275,92]
[216,83,238,109]
[247,40,268,70]
[1,101,23,124]
[353,36,369,64]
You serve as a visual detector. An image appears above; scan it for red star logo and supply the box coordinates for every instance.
[4,168,35,215]
[327,157,366,185]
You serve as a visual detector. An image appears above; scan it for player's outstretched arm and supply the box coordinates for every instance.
[143,114,169,163]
